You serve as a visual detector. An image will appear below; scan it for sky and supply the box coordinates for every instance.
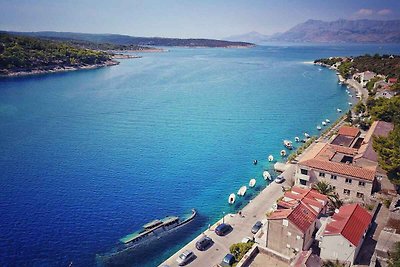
[1,0,400,39]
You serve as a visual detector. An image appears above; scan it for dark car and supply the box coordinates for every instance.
[251,221,263,234]
[220,253,235,267]
[195,236,212,251]
[215,223,232,236]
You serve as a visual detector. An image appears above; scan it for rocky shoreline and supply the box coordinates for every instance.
[0,60,120,78]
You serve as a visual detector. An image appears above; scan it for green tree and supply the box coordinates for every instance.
[229,242,254,262]
[389,242,400,267]
[313,181,342,208]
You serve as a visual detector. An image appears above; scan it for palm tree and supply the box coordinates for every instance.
[313,181,342,209]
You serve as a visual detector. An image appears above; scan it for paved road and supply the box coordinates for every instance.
[160,165,296,267]
[346,79,369,104]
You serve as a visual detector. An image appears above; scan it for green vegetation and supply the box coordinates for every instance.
[313,181,342,209]
[322,260,345,267]
[389,242,400,267]
[337,61,353,78]
[229,241,254,263]
[0,33,112,74]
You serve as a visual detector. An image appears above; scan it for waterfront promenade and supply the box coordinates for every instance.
[160,165,295,267]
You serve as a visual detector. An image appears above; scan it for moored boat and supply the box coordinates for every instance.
[322,121,327,126]
[325,119,330,123]
[317,125,322,130]
[268,155,274,162]
[294,137,300,142]
[237,186,247,196]
[228,193,236,204]
[304,132,310,138]
[283,140,293,149]
[263,170,272,180]
[249,178,256,188]
[253,159,258,165]
[280,150,286,157]
[337,108,342,113]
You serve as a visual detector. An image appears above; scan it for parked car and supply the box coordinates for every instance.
[195,235,213,251]
[274,175,285,183]
[220,253,235,266]
[176,250,195,266]
[215,223,232,236]
[251,221,263,234]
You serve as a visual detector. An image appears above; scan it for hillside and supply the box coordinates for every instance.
[269,19,400,43]
[0,33,116,76]
[6,31,255,48]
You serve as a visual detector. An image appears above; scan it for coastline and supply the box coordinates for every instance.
[159,59,358,267]
[0,60,120,78]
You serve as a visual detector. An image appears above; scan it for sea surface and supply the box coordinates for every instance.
[1,44,399,267]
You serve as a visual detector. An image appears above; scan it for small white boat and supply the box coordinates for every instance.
[228,193,236,204]
[253,159,258,165]
[237,186,247,196]
[268,155,274,162]
[325,119,330,123]
[304,132,310,138]
[349,94,353,97]
[283,140,293,150]
[345,89,349,93]
[294,137,300,142]
[337,108,342,113]
[348,102,352,106]
[249,178,256,188]
[322,121,327,126]
[280,150,286,157]
[263,171,272,180]
[317,125,322,130]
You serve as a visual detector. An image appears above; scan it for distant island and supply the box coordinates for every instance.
[227,19,400,44]
[4,31,255,48]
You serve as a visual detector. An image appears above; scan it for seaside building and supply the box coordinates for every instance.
[375,89,396,99]
[317,204,372,265]
[354,71,376,87]
[295,123,393,199]
[290,250,322,267]
[263,202,319,258]
[371,228,400,267]
[277,186,329,215]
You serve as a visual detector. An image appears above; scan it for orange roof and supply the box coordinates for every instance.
[269,202,317,234]
[337,126,360,137]
[282,186,328,213]
[315,144,358,161]
[324,204,372,246]
[300,158,376,181]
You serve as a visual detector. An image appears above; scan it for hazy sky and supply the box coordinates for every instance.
[1,0,399,38]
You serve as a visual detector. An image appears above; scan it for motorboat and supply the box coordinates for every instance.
[253,159,258,165]
[322,121,327,126]
[268,155,274,162]
[348,102,352,106]
[283,140,293,150]
[317,126,322,130]
[325,119,330,123]
[249,178,256,188]
[263,171,271,180]
[304,132,310,138]
[228,193,236,204]
[280,150,286,157]
[294,137,300,142]
[237,186,247,196]
[337,108,342,113]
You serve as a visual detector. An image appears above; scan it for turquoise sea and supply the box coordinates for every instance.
[0,44,399,266]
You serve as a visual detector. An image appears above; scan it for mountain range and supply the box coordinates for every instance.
[227,19,400,44]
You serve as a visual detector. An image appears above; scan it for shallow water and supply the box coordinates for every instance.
[0,44,399,266]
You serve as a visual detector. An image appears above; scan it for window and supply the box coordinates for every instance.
[343,189,350,195]
[359,181,366,187]
[357,192,364,198]
[301,169,308,175]
[345,178,352,184]
[300,179,307,186]
[331,175,337,180]
[319,172,325,177]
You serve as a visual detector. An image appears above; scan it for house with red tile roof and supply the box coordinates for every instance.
[388,77,398,84]
[264,202,319,258]
[278,186,329,215]
[317,204,372,265]
[331,125,360,147]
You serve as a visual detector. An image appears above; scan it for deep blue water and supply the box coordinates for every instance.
[0,44,399,267]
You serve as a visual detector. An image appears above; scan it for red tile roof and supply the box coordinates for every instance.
[388,78,398,84]
[300,158,376,181]
[337,126,360,137]
[269,202,318,234]
[282,186,328,213]
[324,204,372,246]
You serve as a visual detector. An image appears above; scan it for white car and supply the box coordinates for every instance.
[274,175,285,184]
[176,250,195,266]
